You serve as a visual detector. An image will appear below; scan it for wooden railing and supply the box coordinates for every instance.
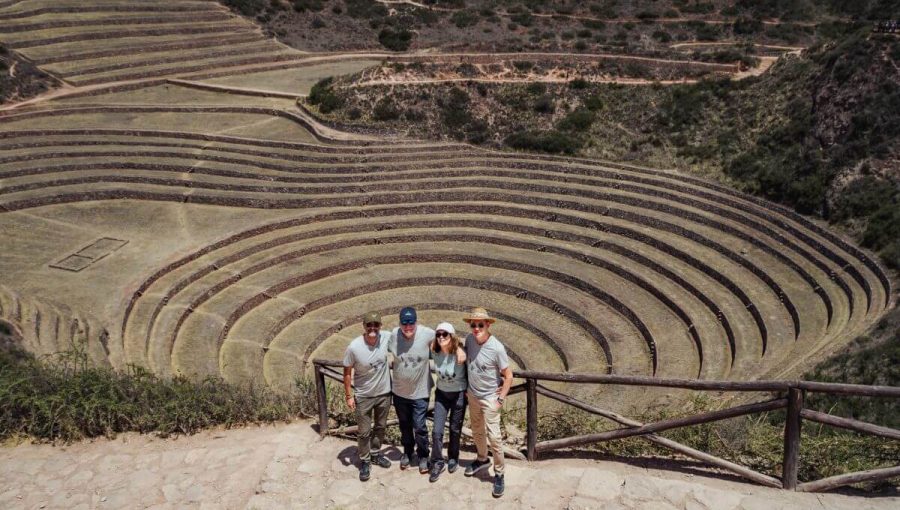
[312,359,900,492]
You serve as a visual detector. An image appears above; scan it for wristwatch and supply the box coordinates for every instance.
[497,396,505,405]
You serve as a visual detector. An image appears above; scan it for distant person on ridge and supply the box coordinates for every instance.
[389,306,435,474]
[463,307,513,498]
[342,311,393,482]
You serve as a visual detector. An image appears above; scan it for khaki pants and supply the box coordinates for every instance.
[355,392,391,462]
[466,392,504,475]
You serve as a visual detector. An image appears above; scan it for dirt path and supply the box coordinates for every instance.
[1,421,896,510]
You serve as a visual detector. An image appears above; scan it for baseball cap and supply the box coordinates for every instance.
[363,311,381,325]
[399,306,417,325]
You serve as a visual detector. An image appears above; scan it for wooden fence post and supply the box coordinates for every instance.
[314,364,329,438]
[783,387,804,490]
[526,378,538,461]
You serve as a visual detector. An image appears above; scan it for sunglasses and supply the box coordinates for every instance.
[469,322,486,329]
[364,322,381,328]
[435,331,450,338]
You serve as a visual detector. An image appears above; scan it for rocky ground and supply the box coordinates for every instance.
[2,421,897,510]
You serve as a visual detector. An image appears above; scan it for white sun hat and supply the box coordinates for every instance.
[435,322,456,336]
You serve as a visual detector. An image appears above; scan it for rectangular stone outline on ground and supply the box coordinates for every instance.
[49,237,128,272]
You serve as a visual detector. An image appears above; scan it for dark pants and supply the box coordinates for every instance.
[355,392,391,462]
[431,389,467,463]
[393,394,429,459]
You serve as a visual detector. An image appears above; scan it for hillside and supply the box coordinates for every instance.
[307,28,900,271]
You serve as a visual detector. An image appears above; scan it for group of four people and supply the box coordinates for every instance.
[342,306,513,498]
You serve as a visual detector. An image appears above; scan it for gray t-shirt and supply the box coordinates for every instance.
[433,350,467,392]
[342,331,392,398]
[389,326,435,400]
[465,334,510,400]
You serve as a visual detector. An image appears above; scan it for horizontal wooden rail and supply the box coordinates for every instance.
[534,384,782,487]
[800,409,900,441]
[536,398,787,453]
[797,466,900,493]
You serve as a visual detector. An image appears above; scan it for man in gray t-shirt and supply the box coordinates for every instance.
[462,307,513,498]
[389,306,435,473]
[343,312,393,481]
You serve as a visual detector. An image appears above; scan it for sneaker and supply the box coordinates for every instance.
[418,456,430,474]
[400,454,411,470]
[359,461,371,482]
[492,474,505,497]
[447,459,459,474]
[372,454,391,469]
[429,461,446,483]
[464,458,491,477]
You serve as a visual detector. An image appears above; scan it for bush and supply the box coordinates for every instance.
[505,129,583,154]
[533,94,555,114]
[0,344,315,441]
[292,0,323,12]
[451,9,479,28]
[526,82,547,95]
[652,30,672,43]
[557,108,594,131]
[378,28,413,51]
[733,16,764,35]
[345,0,388,18]
[222,0,266,16]
[372,97,401,121]
[512,60,534,72]
[307,77,343,113]
[310,16,326,28]
[569,78,589,89]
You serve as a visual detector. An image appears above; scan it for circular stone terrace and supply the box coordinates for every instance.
[0,0,892,413]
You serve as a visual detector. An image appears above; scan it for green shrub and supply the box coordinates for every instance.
[505,129,583,154]
[526,82,547,95]
[733,16,764,35]
[533,94,555,114]
[512,60,534,72]
[510,11,534,27]
[222,0,266,16]
[372,97,401,121]
[307,77,344,113]
[831,177,898,223]
[345,0,388,18]
[569,78,589,89]
[292,0,323,12]
[652,30,672,42]
[0,344,314,442]
[557,108,594,131]
[378,28,413,51]
[451,9,479,28]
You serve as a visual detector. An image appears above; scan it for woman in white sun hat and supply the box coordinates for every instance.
[427,321,467,483]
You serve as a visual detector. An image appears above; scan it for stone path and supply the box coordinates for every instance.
[1,421,897,510]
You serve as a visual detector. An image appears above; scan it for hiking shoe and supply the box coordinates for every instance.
[492,474,505,497]
[372,454,391,469]
[418,456,430,474]
[447,458,459,474]
[429,461,446,483]
[400,454,410,470]
[464,458,491,477]
[359,461,371,482]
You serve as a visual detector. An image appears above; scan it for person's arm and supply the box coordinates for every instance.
[455,345,466,364]
[496,366,513,408]
[343,366,355,410]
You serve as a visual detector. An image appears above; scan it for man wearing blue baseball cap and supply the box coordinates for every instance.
[389,306,435,474]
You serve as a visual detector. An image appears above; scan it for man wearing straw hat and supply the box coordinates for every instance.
[462,307,513,498]
[343,311,393,482]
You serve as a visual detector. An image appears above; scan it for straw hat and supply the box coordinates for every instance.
[462,307,496,324]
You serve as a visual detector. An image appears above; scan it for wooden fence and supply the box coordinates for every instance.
[312,359,900,493]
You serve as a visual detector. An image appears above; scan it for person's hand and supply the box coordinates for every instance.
[455,347,466,365]
[346,394,356,410]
